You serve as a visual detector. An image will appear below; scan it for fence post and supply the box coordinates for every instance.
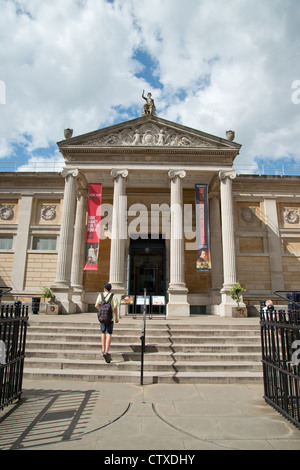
[0,302,28,409]
[140,289,147,386]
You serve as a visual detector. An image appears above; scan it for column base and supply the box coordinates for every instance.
[71,285,88,313]
[209,289,222,316]
[51,285,77,314]
[166,285,190,318]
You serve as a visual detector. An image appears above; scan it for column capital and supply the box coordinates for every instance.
[61,168,79,179]
[168,169,186,180]
[111,169,128,179]
[219,170,236,181]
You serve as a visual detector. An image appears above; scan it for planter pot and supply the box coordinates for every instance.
[232,307,248,318]
[46,304,61,315]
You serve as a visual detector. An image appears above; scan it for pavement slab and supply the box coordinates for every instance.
[1,379,300,451]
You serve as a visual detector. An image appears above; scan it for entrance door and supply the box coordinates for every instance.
[129,238,166,314]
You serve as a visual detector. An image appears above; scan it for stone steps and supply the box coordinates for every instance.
[25,333,260,345]
[25,357,263,372]
[23,368,263,385]
[24,316,263,384]
[26,349,262,362]
[25,340,261,354]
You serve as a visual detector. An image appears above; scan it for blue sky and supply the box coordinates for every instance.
[1,0,300,173]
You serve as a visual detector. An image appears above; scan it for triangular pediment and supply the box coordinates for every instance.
[58,115,241,152]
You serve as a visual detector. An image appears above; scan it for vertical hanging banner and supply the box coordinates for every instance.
[83,183,102,271]
[195,184,211,272]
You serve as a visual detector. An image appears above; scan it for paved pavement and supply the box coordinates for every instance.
[1,379,300,451]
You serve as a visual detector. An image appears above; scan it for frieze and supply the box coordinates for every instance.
[85,123,220,149]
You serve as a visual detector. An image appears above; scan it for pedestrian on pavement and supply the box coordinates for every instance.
[95,283,119,363]
[263,299,275,321]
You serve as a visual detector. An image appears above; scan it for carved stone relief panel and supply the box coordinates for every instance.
[236,202,262,228]
[284,208,299,225]
[41,205,57,221]
[0,201,18,224]
[279,204,300,228]
[241,207,256,224]
[0,205,15,221]
[85,122,221,148]
[35,200,62,225]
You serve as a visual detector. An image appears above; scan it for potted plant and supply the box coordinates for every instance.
[230,282,247,317]
[41,286,61,315]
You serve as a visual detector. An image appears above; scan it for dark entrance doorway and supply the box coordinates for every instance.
[129,237,166,314]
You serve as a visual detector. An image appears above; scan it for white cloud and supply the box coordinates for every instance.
[0,0,300,170]
[16,151,64,172]
[0,0,143,156]
[129,0,300,166]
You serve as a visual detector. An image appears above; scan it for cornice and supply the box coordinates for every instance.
[61,148,238,167]
[234,174,300,185]
[62,146,238,156]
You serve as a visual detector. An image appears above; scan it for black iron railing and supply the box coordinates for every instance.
[260,306,300,429]
[0,303,29,410]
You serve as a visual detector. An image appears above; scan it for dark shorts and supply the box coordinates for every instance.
[100,322,114,335]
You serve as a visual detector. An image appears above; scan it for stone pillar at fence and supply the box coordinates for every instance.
[264,198,284,293]
[11,194,34,291]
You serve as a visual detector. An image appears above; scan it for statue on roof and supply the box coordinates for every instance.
[141,90,157,116]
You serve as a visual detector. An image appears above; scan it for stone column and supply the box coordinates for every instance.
[220,171,237,289]
[52,169,78,312]
[209,194,223,314]
[219,170,240,316]
[109,169,128,295]
[71,189,88,311]
[167,170,189,318]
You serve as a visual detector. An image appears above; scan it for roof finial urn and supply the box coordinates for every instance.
[226,130,235,141]
[64,128,73,139]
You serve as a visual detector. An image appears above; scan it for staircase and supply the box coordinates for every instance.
[24,315,263,384]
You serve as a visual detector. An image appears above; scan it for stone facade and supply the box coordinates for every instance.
[1,116,300,316]
[0,173,65,300]
[234,175,300,304]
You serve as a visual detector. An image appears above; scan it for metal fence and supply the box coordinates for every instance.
[260,307,300,429]
[0,303,29,410]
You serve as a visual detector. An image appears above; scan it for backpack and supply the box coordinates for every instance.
[97,293,114,324]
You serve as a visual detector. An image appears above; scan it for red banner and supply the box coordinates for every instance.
[83,183,102,271]
[195,184,211,272]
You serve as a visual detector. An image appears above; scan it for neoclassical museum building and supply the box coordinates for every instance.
[1,107,300,316]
